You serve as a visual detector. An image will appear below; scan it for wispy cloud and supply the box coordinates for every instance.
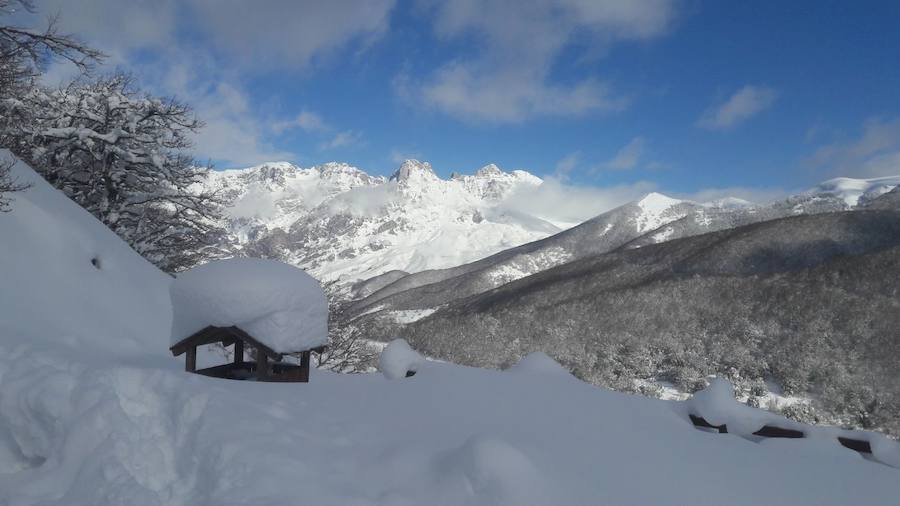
[272,110,329,134]
[601,137,645,170]
[807,117,900,178]
[400,0,677,123]
[390,149,424,164]
[320,130,363,151]
[698,85,778,130]
[554,152,581,177]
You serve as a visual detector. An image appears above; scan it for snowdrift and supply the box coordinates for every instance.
[1,152,899,505]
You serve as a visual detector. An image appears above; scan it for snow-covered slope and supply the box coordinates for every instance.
[808,175,900,206]
[0,150,172,357]
[202,159,556,285]
[1,153,899,505]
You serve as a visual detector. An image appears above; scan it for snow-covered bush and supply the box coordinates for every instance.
[2,73,227,272]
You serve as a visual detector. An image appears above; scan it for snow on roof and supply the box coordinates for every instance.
[170,258,328,354]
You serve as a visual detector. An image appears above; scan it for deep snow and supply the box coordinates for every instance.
[1,151,899,505]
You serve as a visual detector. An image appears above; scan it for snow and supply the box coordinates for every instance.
[634,192,687,233]
[685,378,900,467]
[506,352,572,376]
[378,339,425,379]
[0,150,172,356]
[170,258,328,353]
[808,175,900,206]
[199,159,554,285]
[2,151,900,505]
[388,308,438,324]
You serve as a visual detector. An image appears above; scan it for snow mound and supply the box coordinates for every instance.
[507,352,571,376]
[685,377,900,467]
[379,339,425,379]
[170,258,328,353]
[434,435,549,506]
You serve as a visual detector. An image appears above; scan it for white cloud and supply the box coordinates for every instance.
[186,0,395,71]
[601,137,645,170]
[319,131,363,151]
[403,0,676,123]
[15,0,393,166]
[698,85,778,130]
[30,0,396,72]
[499,176,657,225]
[808,117,900,178]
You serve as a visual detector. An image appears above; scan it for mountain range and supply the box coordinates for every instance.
[201,159,558,286]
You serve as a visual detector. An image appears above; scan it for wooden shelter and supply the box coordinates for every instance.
[170,325,326,382]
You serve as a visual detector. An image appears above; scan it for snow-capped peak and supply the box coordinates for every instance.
[475,163,502,177]
[808,175,900,207]
[390,159,439,183]
[636,192,684,212]
[632,192,689,234]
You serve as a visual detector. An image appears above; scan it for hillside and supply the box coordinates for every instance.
[399,210,900,435]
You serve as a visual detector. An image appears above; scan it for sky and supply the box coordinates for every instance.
[12,0,900,205]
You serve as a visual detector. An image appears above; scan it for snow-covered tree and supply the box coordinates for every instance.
[4,73,228,272]
[1,0,102,209]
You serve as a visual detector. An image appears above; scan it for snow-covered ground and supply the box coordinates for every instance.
[2,152,899,505]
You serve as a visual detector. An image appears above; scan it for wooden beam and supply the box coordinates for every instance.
[170,326,235,356]
[299,351,310,383]
[753,425,804,439]
[233,340,244,364]
[838,437,872,454]
[185,346,197,372]
[257,347,269,380]
[688,414,727,434]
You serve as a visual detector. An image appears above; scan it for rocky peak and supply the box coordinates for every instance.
[390,159,439,183]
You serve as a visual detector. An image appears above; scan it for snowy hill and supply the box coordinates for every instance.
[202,159,556,285]
[1,152,899,504]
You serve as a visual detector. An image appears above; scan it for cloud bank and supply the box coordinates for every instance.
[401,0,677,123]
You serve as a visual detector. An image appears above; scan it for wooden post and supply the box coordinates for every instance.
[299,350,311,383]
[186,346,197,372]
[233,340,244,364]
[257,347,269,380]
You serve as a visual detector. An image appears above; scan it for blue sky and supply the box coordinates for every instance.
[21,0,900,202]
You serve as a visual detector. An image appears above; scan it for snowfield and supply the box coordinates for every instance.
[2,152,899,505]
